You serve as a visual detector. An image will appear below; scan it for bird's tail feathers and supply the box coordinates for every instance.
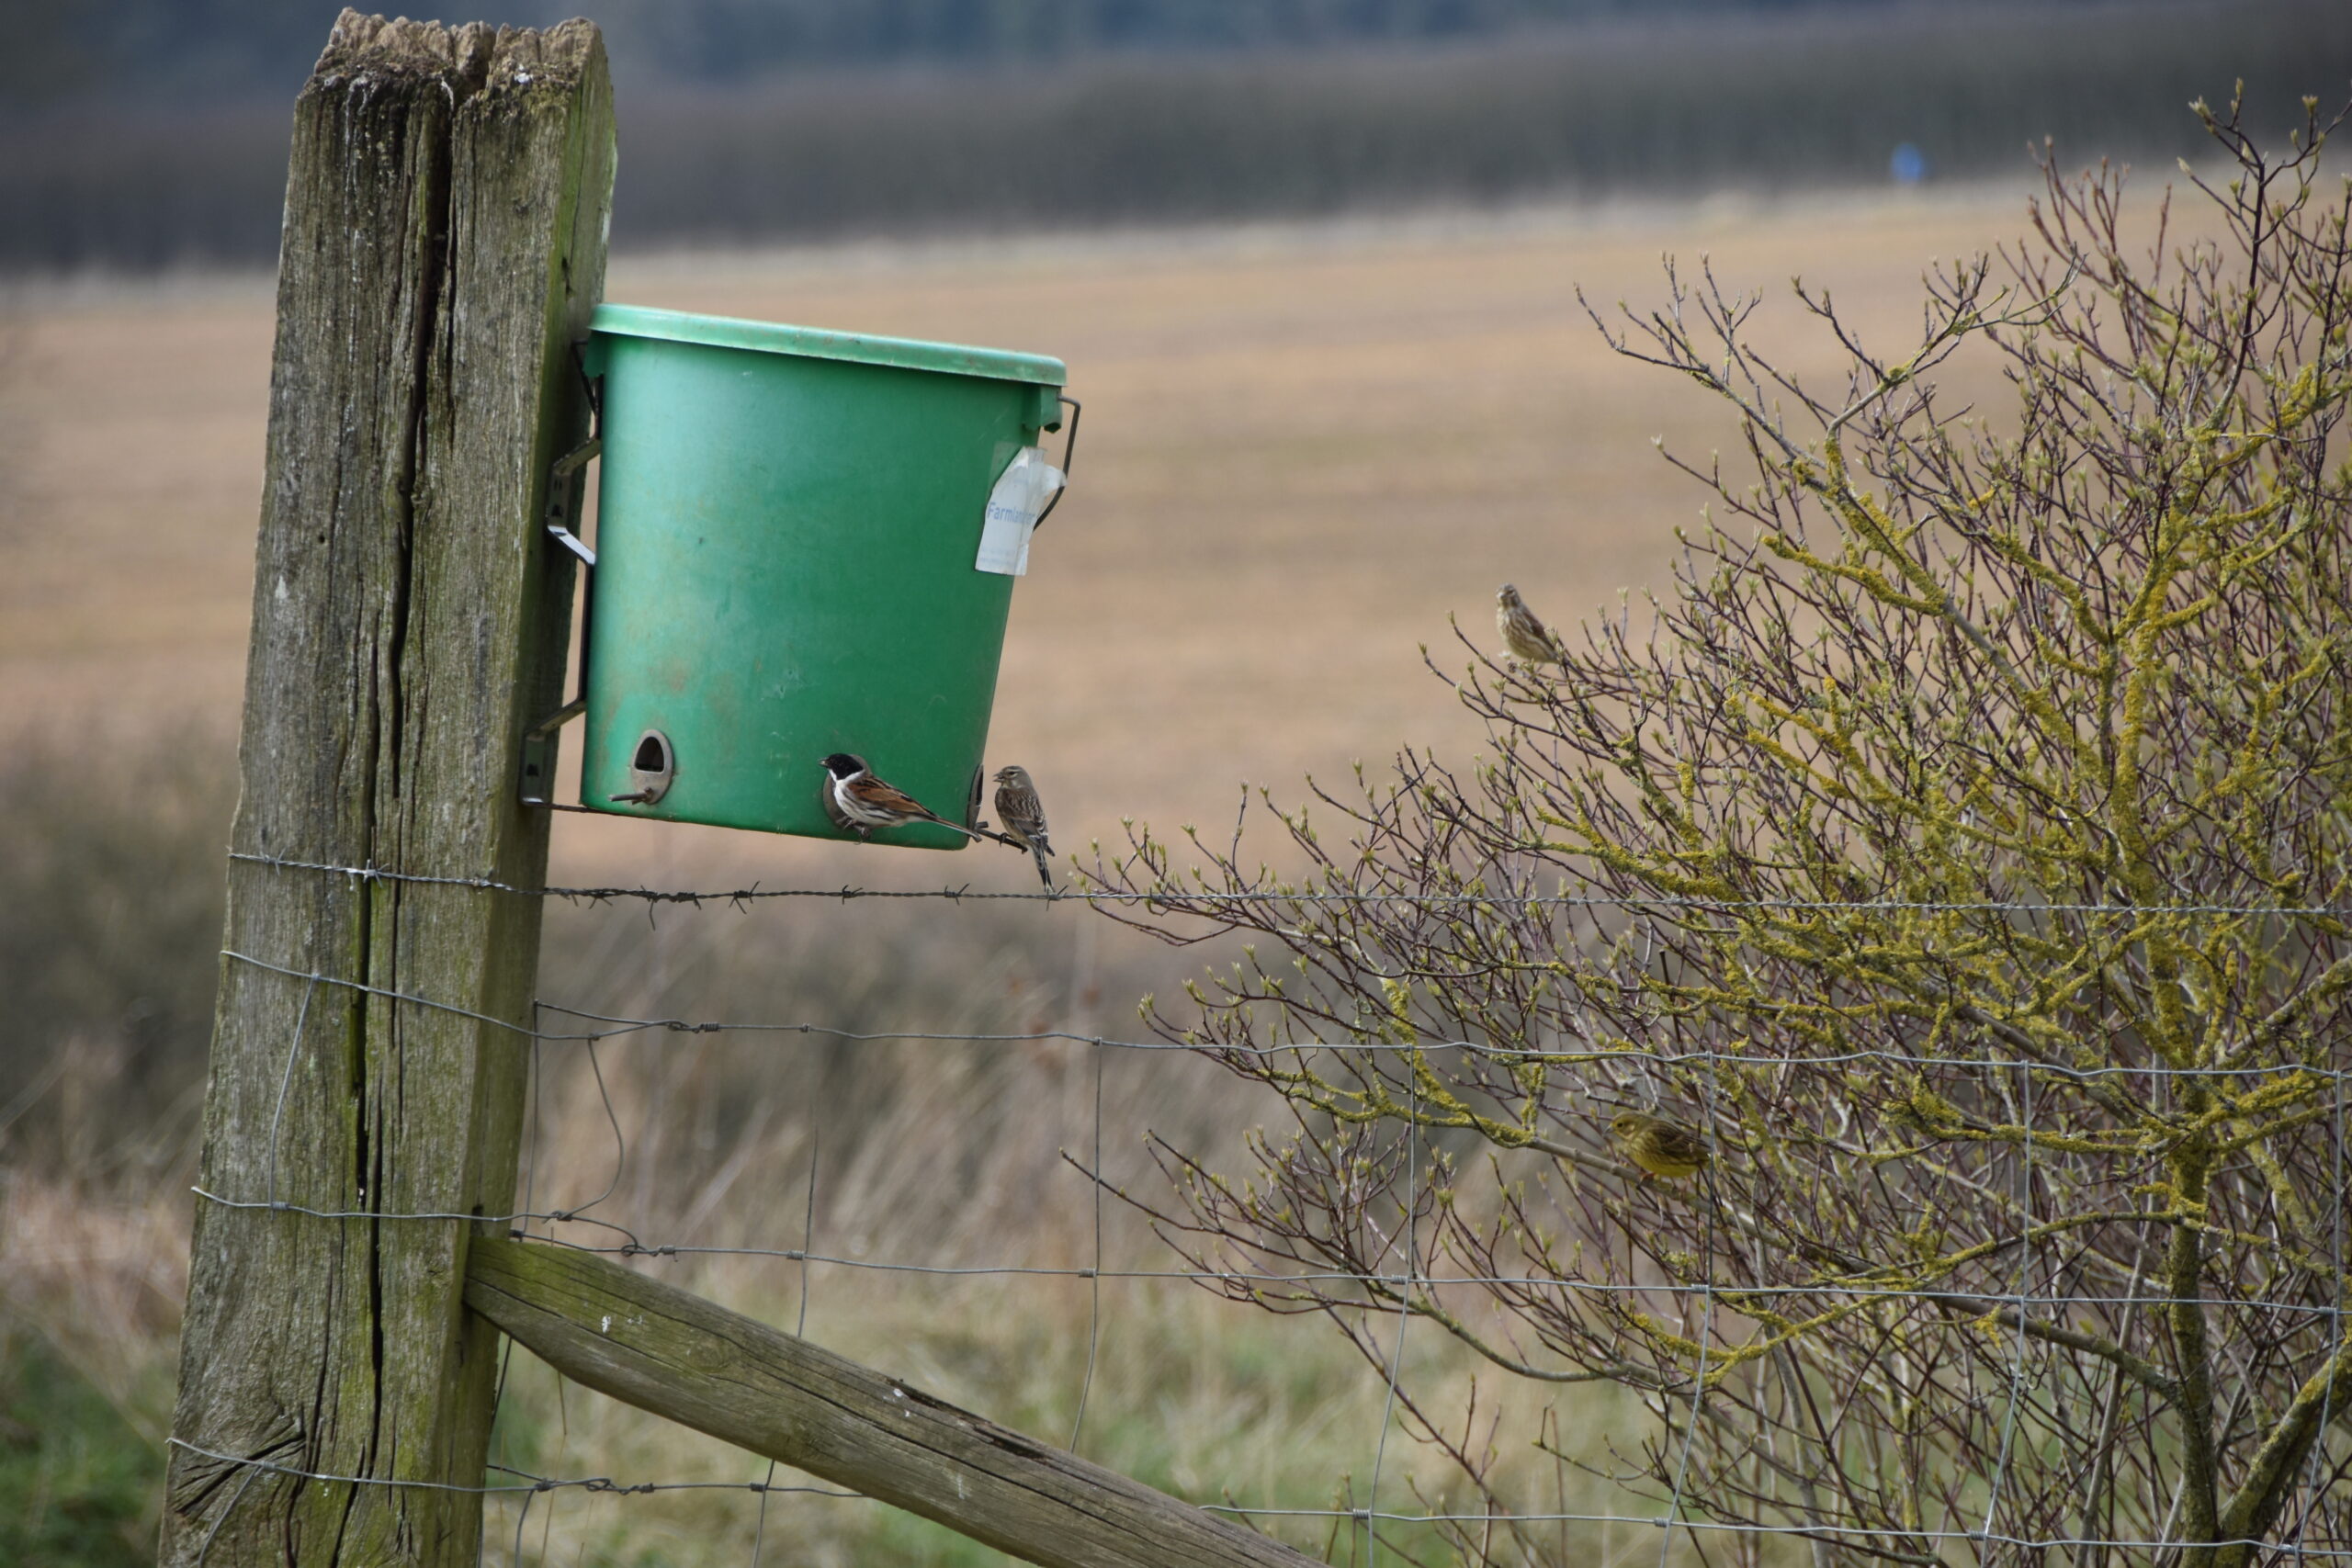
[916,810,997,844]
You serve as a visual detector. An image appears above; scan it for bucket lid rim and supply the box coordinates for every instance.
[590,303,1067,389]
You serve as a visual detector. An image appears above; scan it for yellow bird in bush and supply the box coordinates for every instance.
[1609,1111,1711,1180]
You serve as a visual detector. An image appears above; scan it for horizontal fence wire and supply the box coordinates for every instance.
[160,1442,2352,1562]
[183,847,2352,1565]
[202,941,2352,1304]
[173,1186,2348,1310]
[165,1439,863,1502]
[162,1437,2352,1560]
[227,850,2352,919]
[223,948,2352,1077]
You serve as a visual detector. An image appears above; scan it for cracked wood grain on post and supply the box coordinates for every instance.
[465,1237,1323,1568]
[159,11,612,1565]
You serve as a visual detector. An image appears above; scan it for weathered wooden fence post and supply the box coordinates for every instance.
[160,12,613,1564]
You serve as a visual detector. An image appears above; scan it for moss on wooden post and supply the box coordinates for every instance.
[159,12,613,1564]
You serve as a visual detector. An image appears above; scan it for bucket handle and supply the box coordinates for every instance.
[1033,396,1080,532]
[519,428,602,806]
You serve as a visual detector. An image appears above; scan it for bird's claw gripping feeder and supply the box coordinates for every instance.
[520,303,1074,850]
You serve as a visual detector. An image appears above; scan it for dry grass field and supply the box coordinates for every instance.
[0,181,2057,857]
[0,173,2170,1563]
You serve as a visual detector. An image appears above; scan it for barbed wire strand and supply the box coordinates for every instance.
[226,849,2352,919]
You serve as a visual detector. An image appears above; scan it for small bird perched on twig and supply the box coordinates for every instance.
[1609,1111,1711,1180]
[820,753,991,842]
[1496,582,1568,673]
[991,764,1055,890]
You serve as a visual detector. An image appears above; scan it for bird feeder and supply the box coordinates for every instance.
[521,303,1073,849]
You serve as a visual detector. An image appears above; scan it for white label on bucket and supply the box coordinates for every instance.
[975,447,1065,577]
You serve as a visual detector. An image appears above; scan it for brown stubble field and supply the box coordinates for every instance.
[0,182,2057,882]
[0,176,2153,1562]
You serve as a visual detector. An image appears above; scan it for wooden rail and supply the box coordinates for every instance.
[466,1237,1321,1568]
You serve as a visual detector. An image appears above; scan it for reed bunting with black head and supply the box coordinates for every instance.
[991,764,1055,889]
[818,769,859,836]
[819,753,988,841]
[1496,582,1567,673]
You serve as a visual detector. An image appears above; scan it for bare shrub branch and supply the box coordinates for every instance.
[1085,96,2352,1567]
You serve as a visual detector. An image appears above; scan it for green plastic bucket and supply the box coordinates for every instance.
[571,304,1069,848]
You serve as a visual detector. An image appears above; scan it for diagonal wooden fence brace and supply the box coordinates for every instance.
[465,1237,1323,1568]
[160,13,613,1565]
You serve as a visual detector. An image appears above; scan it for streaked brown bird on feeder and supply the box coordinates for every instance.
[1496,582,1567,672]
[992,764,1055,889]
[1609,1111,1711,1180]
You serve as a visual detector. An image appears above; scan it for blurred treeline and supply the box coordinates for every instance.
[0,0,2206,96]
[2,0,2346,272]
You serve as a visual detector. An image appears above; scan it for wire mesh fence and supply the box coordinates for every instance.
[179,848,2352,1567]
